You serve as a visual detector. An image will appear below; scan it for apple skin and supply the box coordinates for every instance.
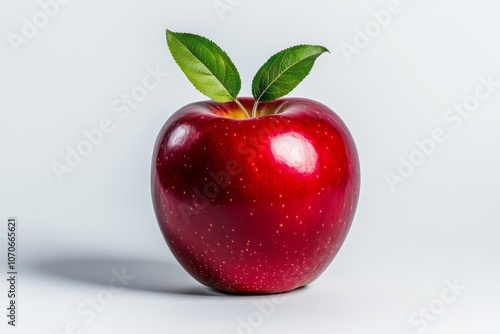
[152,97,360,294]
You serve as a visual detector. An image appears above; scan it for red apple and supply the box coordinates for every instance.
[151,97,360,294]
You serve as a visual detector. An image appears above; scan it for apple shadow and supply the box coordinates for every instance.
[31,257,232,297]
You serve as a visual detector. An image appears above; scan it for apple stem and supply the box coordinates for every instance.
[251,101,259,118]
[234,99,250,119]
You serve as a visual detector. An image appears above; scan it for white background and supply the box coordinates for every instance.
[1,0,500,333]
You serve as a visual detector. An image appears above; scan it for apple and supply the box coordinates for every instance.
[152,97,359,293]
[151,30,360,293]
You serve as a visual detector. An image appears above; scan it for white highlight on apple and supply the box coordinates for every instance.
[51,65,169,183]
[168,125,194,148]
[271,133,318,174]
[385,74,500,192]
[213,0,244,21]
[339,0,403,63]
[48,267,135,334]
[398,278,467,334]
[7,0,74,54]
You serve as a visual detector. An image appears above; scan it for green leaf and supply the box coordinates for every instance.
[166,30,241,103]
[252,45,329,103]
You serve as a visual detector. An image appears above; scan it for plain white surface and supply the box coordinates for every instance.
[1,0,500,333]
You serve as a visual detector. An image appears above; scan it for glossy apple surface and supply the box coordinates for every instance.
[152,97,360,294]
